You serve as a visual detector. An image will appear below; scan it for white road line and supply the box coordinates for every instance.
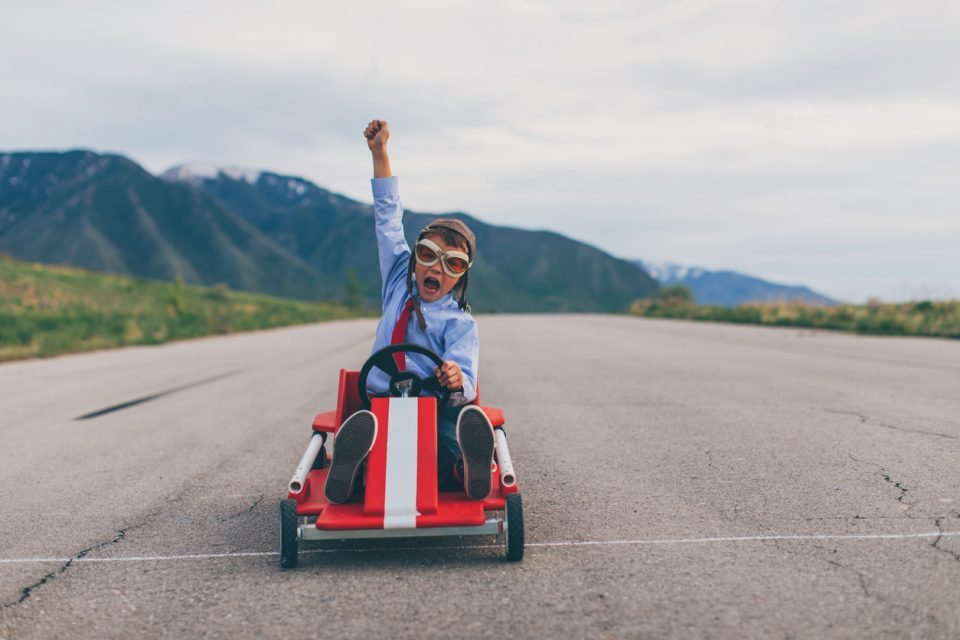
[0,530,957,566]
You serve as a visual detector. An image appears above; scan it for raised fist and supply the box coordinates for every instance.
[364,119,390,151]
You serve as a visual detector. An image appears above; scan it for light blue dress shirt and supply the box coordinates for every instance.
[366,176,478,405]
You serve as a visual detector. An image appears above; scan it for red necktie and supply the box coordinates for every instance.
[390,298,415,371]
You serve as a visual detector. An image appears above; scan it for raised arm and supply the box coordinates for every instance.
[365,119,392,178]
[365,120,408,302]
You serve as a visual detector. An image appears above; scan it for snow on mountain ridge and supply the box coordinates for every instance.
[639,260,707,283]
[162,165,323,202]
[161,163,262,184]
[261,173,312,197]
[634,258,836,306]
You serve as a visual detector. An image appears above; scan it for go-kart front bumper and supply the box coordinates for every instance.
[298,515,503,541]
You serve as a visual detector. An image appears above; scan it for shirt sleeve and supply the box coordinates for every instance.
[371,176,410,304]
[442,314,479,406]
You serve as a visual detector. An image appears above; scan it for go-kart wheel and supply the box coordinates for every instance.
[505,493,524,562]
[279,499,299,569]
[311,444,327,470]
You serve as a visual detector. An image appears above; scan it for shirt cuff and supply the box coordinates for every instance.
[371,176,399,197]
[460,378,477,404]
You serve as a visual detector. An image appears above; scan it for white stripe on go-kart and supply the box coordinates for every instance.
[1,530,957,565]
[382,398,420,529]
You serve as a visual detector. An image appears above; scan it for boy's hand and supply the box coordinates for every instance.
[434,360,463,390]
[364,119,390,152]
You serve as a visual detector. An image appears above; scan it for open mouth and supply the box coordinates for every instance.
[423,276,441,294]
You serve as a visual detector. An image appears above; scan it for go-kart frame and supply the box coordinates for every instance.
[279,344,524,567]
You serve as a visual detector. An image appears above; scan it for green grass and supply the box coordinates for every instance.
[628,298,960,339]
[0,254,368,362]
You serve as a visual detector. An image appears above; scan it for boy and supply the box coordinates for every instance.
[323,119,495,505]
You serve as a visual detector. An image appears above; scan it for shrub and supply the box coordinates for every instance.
[657,284,695,303]
[627,298,960,339]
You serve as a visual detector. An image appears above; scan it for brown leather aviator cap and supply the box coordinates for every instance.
[418,218,476,259]
[406,217,476,316]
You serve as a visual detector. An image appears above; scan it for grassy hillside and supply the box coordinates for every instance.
[0,254,364,362]
[628,298,960,339]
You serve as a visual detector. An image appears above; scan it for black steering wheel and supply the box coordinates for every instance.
[357,343,452,410]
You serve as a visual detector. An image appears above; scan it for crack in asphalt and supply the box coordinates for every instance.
[824,408,957,440]
[219,495,264,522]
[2,523,141,609]
[4,405,303,609]
[825,558,871,597]
[0,450,240,610]
[778,542,874,601]
[931,517,960,563]
[880,473,910,505]
[846,451,916,515]
[817,550,941,628]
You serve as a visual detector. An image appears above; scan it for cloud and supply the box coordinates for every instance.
[0,0,957,301]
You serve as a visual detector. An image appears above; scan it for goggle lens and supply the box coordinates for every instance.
[415,244,439,262]
[444,257,469,273]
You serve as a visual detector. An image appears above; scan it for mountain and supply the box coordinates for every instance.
[160,164,386,306]
[166,164,660,312]
[0,151,336,300]
[0,150,659,312]
[635,260,835,306]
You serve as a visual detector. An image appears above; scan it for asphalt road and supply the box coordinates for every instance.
[1,316,958,639]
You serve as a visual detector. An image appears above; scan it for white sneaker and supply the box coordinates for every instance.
[324,410,377,504]
[456,406,495,500]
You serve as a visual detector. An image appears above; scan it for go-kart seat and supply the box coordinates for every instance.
[312,369,504,432]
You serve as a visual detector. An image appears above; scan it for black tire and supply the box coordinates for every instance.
[279,499,299,569]
[505,493,524,562]
[311,444,327,470]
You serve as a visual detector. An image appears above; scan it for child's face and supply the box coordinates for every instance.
[414,233,468,303]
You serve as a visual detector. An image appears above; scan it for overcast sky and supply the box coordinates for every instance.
[2,0,958,302]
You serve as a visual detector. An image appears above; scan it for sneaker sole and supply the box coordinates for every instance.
[457,407,495,500]
[325,411,377,504]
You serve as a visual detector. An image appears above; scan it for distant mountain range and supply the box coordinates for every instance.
[0,150,658,312]
[635,260,836,306]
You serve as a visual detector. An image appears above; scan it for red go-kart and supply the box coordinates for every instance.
[279,344,524,568]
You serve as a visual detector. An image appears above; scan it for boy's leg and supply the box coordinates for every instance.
[324,410,377,504]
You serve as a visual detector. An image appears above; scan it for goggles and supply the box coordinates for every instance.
[414,238,472,277]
